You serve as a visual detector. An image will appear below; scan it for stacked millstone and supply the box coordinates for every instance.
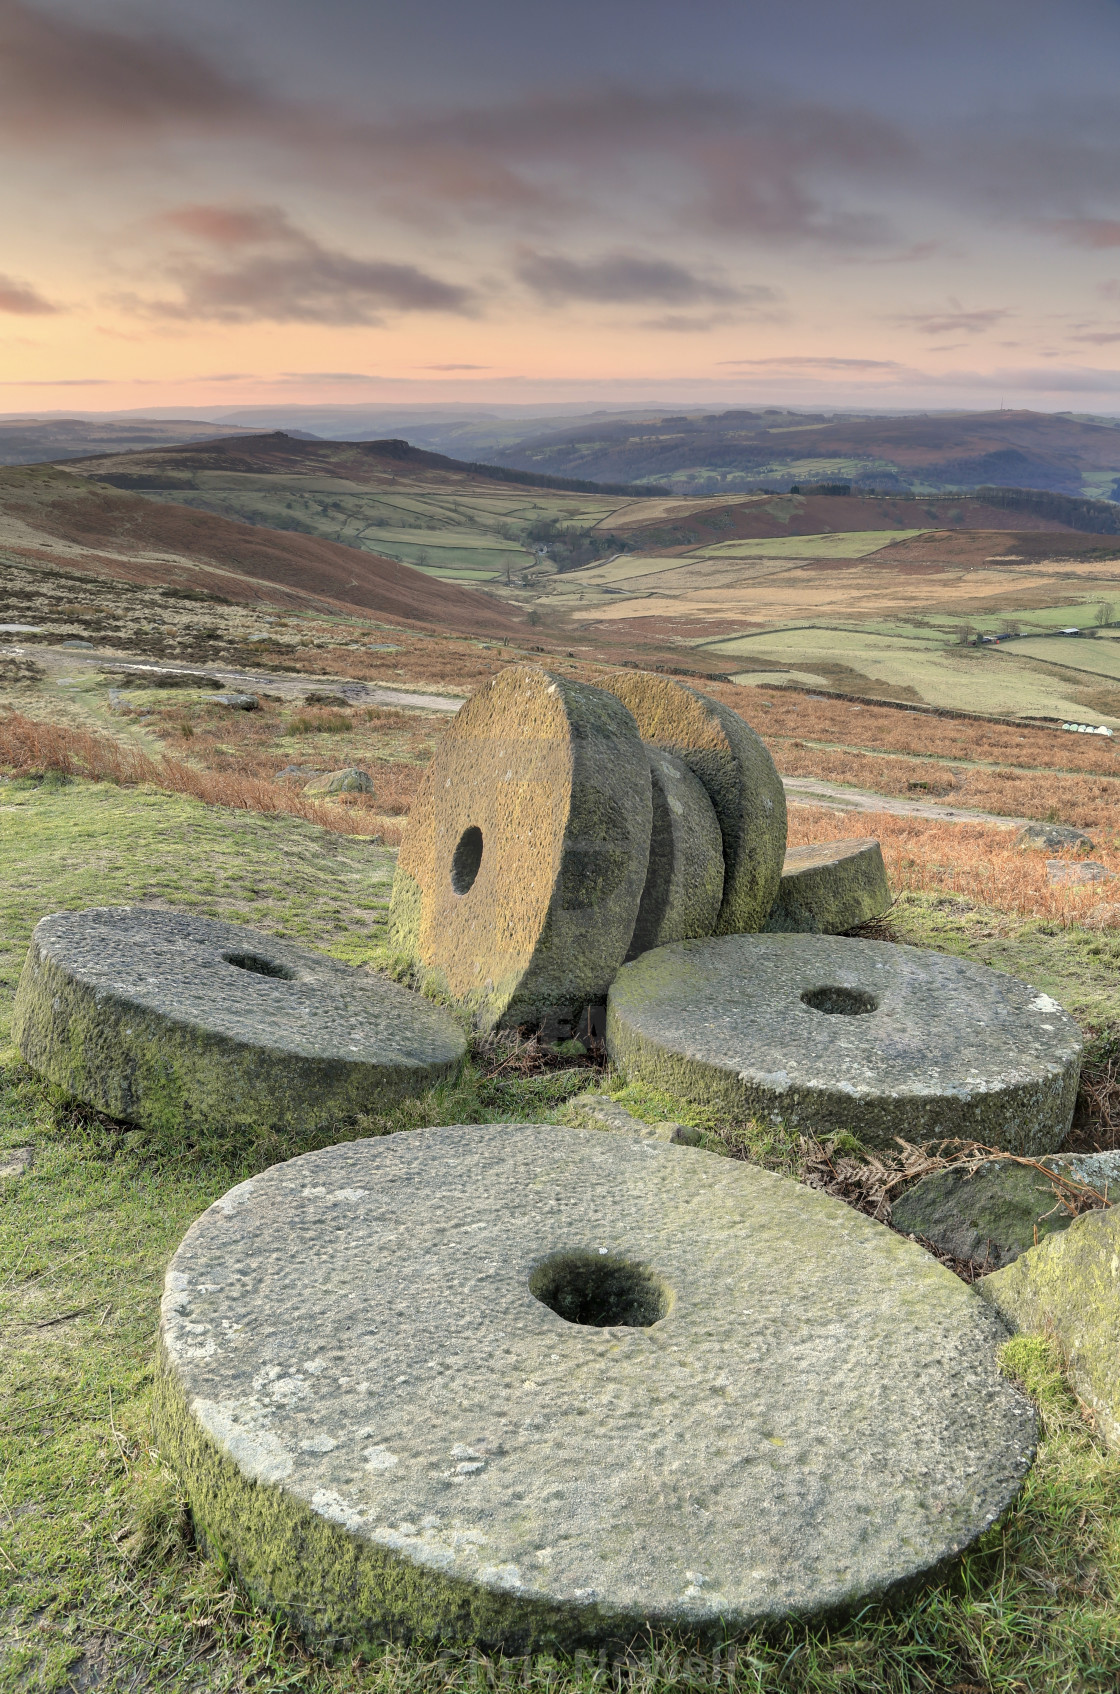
[389,666,791,1031]
[157,1123,1037,1652]
[13,909,465,1137]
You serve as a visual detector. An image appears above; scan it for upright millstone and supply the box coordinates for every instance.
[764,837,892,934]
[626,747,724,958]
[607,933,1083,1153]
[599,672,786,934]
[13,909,466,1137]
[157,1123,1036,1652]
[389,666,652,1031]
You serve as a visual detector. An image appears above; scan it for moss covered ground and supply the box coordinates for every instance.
[2,781,1120,1691]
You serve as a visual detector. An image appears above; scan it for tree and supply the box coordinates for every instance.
[1096,601,1115,626]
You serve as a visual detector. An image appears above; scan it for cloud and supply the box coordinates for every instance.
[639,313,745,333]
[515,247,760,306]
[423,363,491,370]
[1070,330,1120,344]
[1045,218,1120,248]
[893,306,1012,335]
[717,355,903,371]
[0,271,57,314]
[138,204,475,325]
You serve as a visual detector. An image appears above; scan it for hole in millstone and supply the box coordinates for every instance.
[801,985,879,1016]
[529,1251,670,1329]
[450,825,484,895]
[222,952,296,981]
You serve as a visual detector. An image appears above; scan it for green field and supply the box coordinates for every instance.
[697,529,930,560]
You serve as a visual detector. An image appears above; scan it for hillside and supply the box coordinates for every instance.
[0,465,524,637]
[0,417,266,466]
[482,408,1120,500]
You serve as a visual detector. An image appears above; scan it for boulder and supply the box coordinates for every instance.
[978,1204,1120,1449]
[13,909,465,1137]
[606,934,1082,1153]
[764,837,891,934]
[598,672,787,935]
[893,1153,1120,1268]
[157,1123,1035,1651]
[1016,822,1094,853]
[1047,860,1113,886]
[390,667,652,1032]
[303,767,375,796]
[214,692,259,711]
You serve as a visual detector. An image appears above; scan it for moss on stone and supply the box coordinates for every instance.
[764,838,891,935]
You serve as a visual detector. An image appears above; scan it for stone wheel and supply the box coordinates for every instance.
[157,1123,1035,1653]
[390,667,652,1031]
[598,673,786,934]
[607,933,1082,1153]
[13,909,466,1136]
[626,747,724,958]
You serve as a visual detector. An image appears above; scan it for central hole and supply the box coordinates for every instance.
[801,984,879,1016]
[450,825,484,895]
[529,1251,670,1329]
[222,952,296,980]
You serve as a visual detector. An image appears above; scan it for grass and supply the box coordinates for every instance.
[2,777,1120,1690]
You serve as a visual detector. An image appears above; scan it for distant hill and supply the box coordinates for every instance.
[0,417,268,467]
[477,408,1120,502]
[0,465,524,637]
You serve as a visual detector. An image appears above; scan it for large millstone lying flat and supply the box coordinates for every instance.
[13,909,465,1136]
[158,1124,1034,1652]
[390,667,652,1031]
[607,934,1082,1153]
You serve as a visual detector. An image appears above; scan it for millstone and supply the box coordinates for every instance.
[389,667,652,1030]
[598,673,786,934]
[157,1123,1034,1652]
[764,837,891,934]
[13,909,465,1136]
[606,934,1082,1152]
[626,747,724,958]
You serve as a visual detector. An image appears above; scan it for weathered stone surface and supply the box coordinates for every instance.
[157,1123,1034,1652]
[303,767,375,796]
[607,934,1082,1153]
[390,667,652,1031]
[214,692,259,711]
[13,909,465,1137]
[978,1205,1120,1449]
[626,748,723,958]
[764,837,891,934]
[893,1161,1079,1269]
[598,673,786,935]
[1016,822,1094,853]
[1047,860,1113,885]
[0,1146,32,1179]
[562,1091,704,1147]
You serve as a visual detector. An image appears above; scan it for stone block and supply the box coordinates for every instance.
[303,767,375,796]
[764,837,891,934]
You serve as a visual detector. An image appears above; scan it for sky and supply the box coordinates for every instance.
[7,0,1120,416]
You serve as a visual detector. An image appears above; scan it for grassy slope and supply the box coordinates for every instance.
[1,779,1120,1691]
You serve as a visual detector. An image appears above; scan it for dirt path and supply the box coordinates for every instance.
[782,774,1029,829]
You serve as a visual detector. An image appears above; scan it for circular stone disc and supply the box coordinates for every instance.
[13,909,465,1136]
[764,837,892,934]
[157,1124,1034,1653]
[389,667,652,1030]
[626,747,724,958]
[607,934,1082,1153]
[598,673,786,935]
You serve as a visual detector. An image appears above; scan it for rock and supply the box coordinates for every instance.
[214,692,259,711]
[274,766,323,784]
[303,692,352,708]
[978,1204,1120,1449]
[764,838,891,934]
[892,1161,1080,1269]
[626,747,724,958]
[1016,822,1094,853]
[598,672,787,935]
[1047,860,1113,885]
[303,768,375,796]
[606,934,1082,1153]
[562,1090,704,1146]
[13,909,466,1137]
[157,1123,1035,1652]
[0,1146,32,1179]
[390,667,652,1032]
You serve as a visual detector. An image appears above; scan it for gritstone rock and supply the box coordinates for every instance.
[214,692,259,711]
[303,768,375,796]
[389,667,652,1032]
[606,934,1082,1153]
[764,837,891,934]
[1016,822,1094,853]
[561,1090,704,1146]
[978,1204,1120,1449]
[1047,860,1113,886]
[598,673,786,935]
[157,1122,1035,1652]
[893,1153,1119,1269]
[626,747,723,958]
[13,909,465,1137]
